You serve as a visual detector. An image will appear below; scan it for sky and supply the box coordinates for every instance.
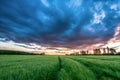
[0,0,120,54]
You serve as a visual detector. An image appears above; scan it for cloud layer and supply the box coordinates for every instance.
[0,0,120,49]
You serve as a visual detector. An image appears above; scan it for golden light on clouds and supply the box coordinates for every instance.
[104,26,120,52]
[108,26,120,42]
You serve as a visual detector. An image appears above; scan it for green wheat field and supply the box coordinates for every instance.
[0,55,120,80]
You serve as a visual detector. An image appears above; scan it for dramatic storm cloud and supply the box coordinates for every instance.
[0,0,120,49]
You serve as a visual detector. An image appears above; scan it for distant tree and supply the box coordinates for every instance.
[94,49,101,55]
[116,52,120,55]
[81,51,87,55]
[40,52,45,55]
[109,48,116,55]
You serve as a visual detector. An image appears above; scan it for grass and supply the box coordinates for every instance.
[0,55,59,80]
[57,57,95,80]
[0,55,120,80]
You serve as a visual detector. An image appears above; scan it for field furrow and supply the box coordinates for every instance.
[71,57,120,80]
[57,57,95,80]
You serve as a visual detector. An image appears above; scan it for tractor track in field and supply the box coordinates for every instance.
[51,56,63,80]
[56,56,70,80]
[69,58,120,80]
[39,56,63,80]
[58,56,62,71]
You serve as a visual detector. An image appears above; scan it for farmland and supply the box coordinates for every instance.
[0,55,120,80]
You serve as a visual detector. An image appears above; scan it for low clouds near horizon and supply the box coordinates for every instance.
[0,0,120,49]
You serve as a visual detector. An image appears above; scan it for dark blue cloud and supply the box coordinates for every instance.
[0,0,120,48]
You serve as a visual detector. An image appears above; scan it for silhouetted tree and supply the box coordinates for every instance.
[94,49,101,55]
[109,48,116,54]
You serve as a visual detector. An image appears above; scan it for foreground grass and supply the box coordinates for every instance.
[69,56,120,80]
[0,55,120,80]
[0,55,59,80]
